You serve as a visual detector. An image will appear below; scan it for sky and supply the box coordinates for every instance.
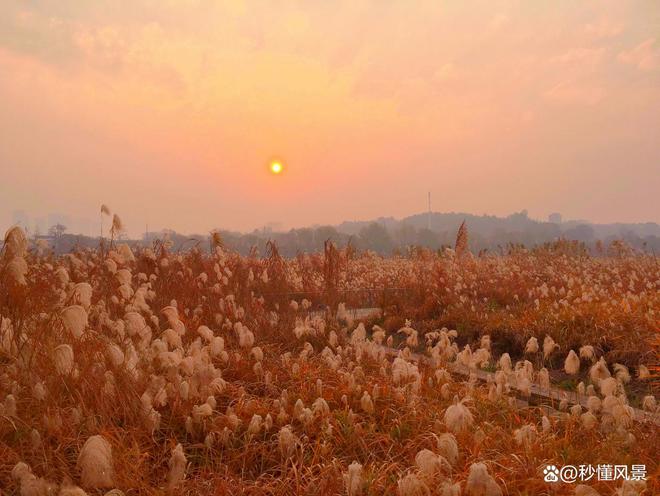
[1,0,659,237]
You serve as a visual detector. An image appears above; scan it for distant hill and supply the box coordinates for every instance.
[332,210,660,254]
[338,211,660,240]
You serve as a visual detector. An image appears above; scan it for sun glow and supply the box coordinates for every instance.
[270,161,283,174]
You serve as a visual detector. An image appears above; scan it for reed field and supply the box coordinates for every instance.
[1,222,658,495]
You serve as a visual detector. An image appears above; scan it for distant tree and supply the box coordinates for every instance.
[548,213,562,223]
[47,223,66,252]
[358,223,393,254]
[48,223,67,238]
[396,223,417,248]
[564,224,595,242]
[295,228,315,251]
[315,225,340,244]
[416,228,438,249]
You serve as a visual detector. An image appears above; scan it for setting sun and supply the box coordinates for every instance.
[270,161,283,174]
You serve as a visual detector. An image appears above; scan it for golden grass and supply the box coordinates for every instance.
[0,235,658,495]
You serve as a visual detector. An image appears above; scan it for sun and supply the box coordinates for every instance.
[270,161,283,174]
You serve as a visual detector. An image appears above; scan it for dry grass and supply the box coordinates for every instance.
[0,231,657,495]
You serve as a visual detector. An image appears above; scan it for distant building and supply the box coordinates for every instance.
[548,213,562,224]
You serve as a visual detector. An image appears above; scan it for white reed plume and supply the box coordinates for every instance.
[343,461,363,496]
[444,396,473,433]
[166,443,187,491]
[59,484,90,495]
[30,429,42,449]
[513,424,536,448]
[247,414,263,437]
[197,325,214,342]
[397,472,430,495]
[53,344,75,376]
[586,396,601,413]
[438,482,461,496]
[77,435,114,488]
[435,432,458,465]
[372,325,386,345]
[543,335,559,359]
[192,403,213,422]
[541,416,551,433]
[61,305,88,339]
[538,368,550,389]
[579,345,596,361]
[464,462,502,496]
[278,425,298,458]
[360,391,374,414]
[440,383,451,400]
[641,395,657,412]
[3,225,28,259]
[12,460,57,496]
[415,449,450,481]
[5,257,28,285]
[613,363,630,383]
[524,336,538,354]
[581,411,598,430]
[599,377,619,397]
[251,346,264,361]
[70,282,93,309]
[564,350,580,375]
[312,397,330,417]
[106,344,124,368]
[110,214,123,239]
[498,353,512,372]
[12,462,33,484]
[589,357,611,383]
[32,381,47,401]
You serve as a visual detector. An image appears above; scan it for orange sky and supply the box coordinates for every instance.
[1,1,659,236]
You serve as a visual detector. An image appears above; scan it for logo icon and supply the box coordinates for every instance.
[544,465,560,482]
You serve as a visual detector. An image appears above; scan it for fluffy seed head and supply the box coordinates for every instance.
[278,425,298,458]
[343,461,363,496]
[167,443,186,490]
[464,462,502,496]
[564,350,580,375]
[53,344,75,376]
[543,335,559,359]
[415,449,450,480]
[397,473,430,496]
[77,435,114,488]
[524,336,539,354]
[444,396,473,433]
[435,432,459,465]
[589,357,611,383]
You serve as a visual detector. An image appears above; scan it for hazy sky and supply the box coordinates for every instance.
[1,1,659,236]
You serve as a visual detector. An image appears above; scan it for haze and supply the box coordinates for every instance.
[1,0,659,238]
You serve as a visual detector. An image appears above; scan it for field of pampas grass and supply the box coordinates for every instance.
[0,226,658,495]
